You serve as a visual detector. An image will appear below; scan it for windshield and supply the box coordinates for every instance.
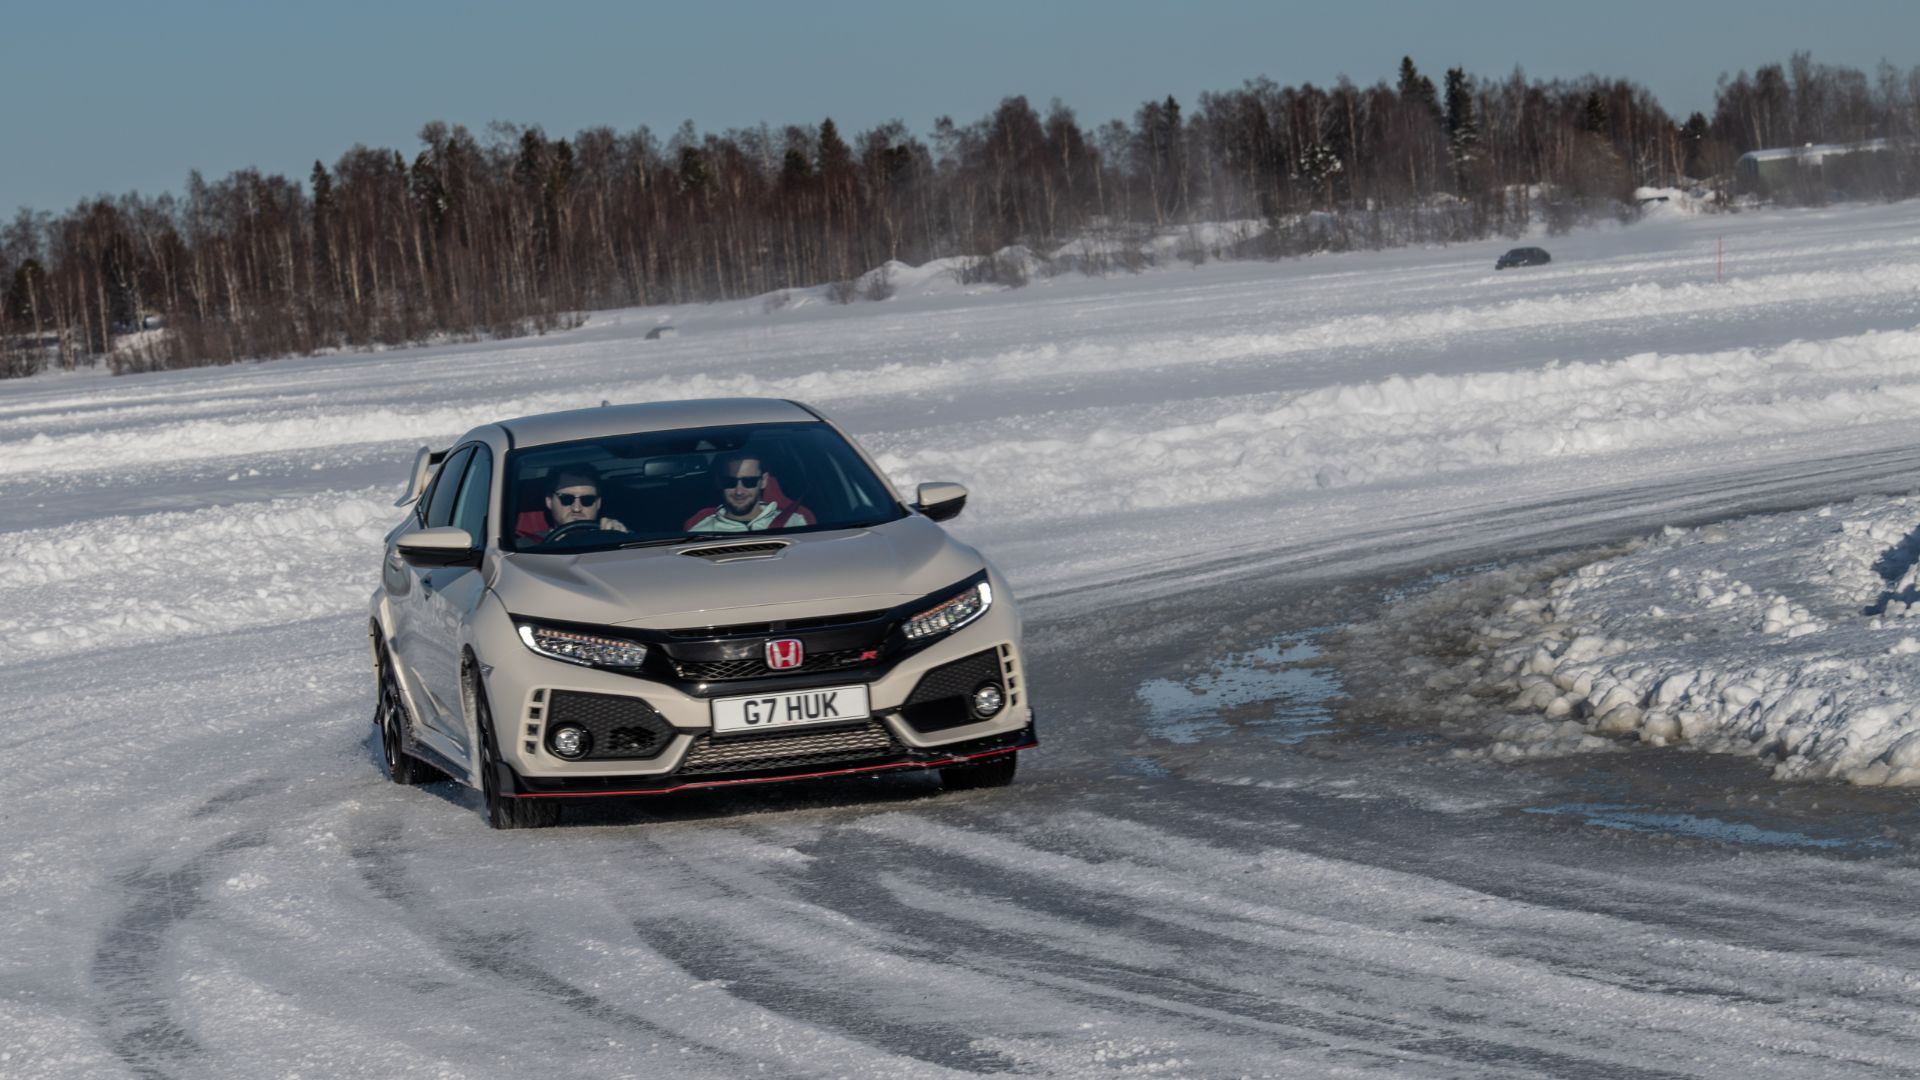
[502,421,906,553]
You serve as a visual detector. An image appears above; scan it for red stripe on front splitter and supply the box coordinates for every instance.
[517,742,1036,798]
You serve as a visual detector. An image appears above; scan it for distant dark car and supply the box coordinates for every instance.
[1495,247,1551,270]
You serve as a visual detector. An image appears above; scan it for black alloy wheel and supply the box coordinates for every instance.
[939,752,1019,791]
[375,640,441,786]
[471,670,561,830]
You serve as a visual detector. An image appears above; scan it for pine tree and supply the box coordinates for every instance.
[780,147,813,189]
[677,145,709,194]
[410,152,447,231]
[1583,92,1610,135]
[1444,68,1481,192]
[1163,94,1188,220]
[816,118,851,175]
[4,258,46,324]
[515,129,548,193]
[1296,142,1343,210]
[309,161,335,310]
[1399,57,1442,124]
[309,161,333,218]
[549,139,575,196]
[1680,112,1710,179]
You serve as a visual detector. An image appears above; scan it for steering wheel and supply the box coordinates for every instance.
[543,520,604,543]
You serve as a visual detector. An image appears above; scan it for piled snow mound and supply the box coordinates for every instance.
[1453,495,1920,785]
[0,489,395,657]
[1633,186,1710,218]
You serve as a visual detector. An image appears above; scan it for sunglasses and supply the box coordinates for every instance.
[722,474,765,490]
[553,492,600,507]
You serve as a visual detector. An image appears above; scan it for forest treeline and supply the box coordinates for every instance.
[5,51,1919,377]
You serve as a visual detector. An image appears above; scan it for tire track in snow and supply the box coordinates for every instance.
[832,805,1920,1078]
[90,831,267,1080]
[637,808,1666,1077]
[338,817,994,1079]
[610,820,1042,1077]
[638,915,1025,1074]
[798,826,1695,1078]
[338,834,745,1073]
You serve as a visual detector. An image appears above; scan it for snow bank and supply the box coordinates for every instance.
[873,327,1920,523]
[8,324,1920,663]
[1633,186,1712,218]
[9,251,1920,479]
[0,489,394,656]
[5,200,1920,663]
[1444,496,1920,785]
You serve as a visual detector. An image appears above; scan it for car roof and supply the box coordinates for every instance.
[497,397,820,449]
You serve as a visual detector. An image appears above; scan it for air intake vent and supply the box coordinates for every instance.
[681,541,788,562]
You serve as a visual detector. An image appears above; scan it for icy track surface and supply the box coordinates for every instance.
[7,202,1920,1077]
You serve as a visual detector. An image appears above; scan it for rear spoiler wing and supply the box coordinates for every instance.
[394,446,448,508]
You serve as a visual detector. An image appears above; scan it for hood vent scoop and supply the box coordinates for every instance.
[681,541,789,562]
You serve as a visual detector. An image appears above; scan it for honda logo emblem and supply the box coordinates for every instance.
[765,639,804,670]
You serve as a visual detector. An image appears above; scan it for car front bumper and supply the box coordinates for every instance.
[506,722,1036,797]
[472,580,1034,791]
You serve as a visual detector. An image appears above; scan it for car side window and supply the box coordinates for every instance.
[423,447,474,529]
[451,446,492,548]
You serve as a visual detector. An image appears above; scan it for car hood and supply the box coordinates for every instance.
[491,517,983,630]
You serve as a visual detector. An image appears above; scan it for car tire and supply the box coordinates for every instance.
[375,639,445,786]
[472,674,561,830]
[939,752,1019,791]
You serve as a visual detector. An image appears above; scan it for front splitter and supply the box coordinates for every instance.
[510,724,1037,798]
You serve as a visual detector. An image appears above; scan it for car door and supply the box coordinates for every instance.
[394,445,473,742]
[417,443,493,760]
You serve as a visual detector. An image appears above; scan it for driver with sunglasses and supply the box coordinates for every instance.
[527,465,628,540]
[686,455,814,534]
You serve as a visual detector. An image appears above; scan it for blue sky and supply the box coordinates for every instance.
[4,0,1916,218]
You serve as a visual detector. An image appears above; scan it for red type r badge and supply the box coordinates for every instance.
[765,639,804,670]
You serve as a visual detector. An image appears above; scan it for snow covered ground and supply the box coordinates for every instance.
[7,199,1920,1077]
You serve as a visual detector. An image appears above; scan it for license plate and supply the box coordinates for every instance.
[710,685,870,735]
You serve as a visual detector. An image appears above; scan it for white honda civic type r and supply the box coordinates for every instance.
[368,398,1035,828]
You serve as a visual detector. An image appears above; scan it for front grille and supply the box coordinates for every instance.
[677,721,900,776]
[673,647,877,683]
[547,690,676,760]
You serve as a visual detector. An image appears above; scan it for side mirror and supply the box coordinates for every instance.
[914,482,968,523]
[396,526,480,568]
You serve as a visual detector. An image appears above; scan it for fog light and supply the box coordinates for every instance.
[972,683,1005,718]
[550,725,590,759]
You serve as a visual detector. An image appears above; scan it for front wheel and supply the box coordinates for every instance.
[375,641,444,786]
[939,752,1019,791]
[473,679,561,830]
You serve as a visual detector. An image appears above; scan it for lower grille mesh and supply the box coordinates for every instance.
[678,721,899,776]
[906,650,1002,706]
[900,648,1005,734]
[547,690,676,760]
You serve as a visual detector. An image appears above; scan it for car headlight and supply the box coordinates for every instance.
[516,622,649,669]
[904,579,993,641]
